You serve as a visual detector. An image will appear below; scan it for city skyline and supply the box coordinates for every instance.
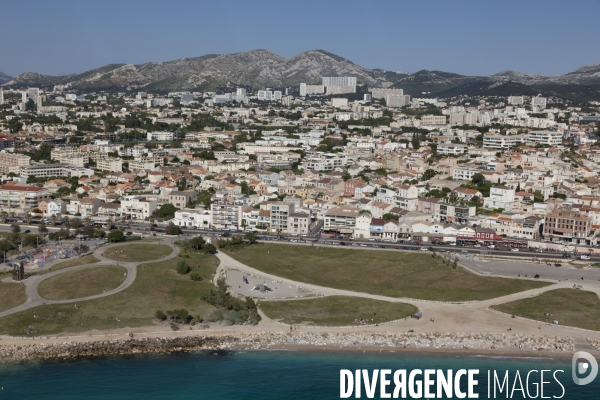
[1,0,599,77]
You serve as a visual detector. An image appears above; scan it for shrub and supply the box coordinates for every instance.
[176,260,190,275]
[154,310,167,320]
[190,272,203,281]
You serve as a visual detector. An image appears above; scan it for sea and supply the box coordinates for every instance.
[0,350,597,399]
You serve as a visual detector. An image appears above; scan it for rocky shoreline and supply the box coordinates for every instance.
[0,331,588,362]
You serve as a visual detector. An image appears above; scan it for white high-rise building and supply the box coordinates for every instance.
[257,90,273,101]
[322,77,357,87]
[531,96,547,109]
[0,89,3,105]
[236,88,247,96]
[299,83,325,96]
[371,88,404,99]
[385,94,410,108]
[21,91,27,103]
[507,96,523,105]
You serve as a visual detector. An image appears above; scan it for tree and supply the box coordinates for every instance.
[176,260,190,275]
[70,218,82,229]
[411,134,420,150]
[533,190,544,203]
[0,211,7,223]
[22,234,45,248]
[190,272,203,281]
[38,221,48,235]
[165,223,182,235]
[155,204,178,219]
[107,229,125,243]
[471,173,485,186]
[189,236,206,251]
[204,243,217,254]
[244,232,257,243]
[422,169,436,181]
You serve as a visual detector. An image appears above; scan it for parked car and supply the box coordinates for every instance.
[554,263,562,267]
[449,243,457,246]
[420,247,428,251]
[533,274,540,279]
[510,248,519,252]
[580,255,591,260]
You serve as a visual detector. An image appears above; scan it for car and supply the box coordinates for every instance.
[473,244,481,248]
[24,229,30,233]
[420,247,428,251]
[372,244,379,248]
[368,238,375,241]
[533,274,540,279]
[351,243,358,247]
[488,245,495,249]
[580,255,591,260]
[411,247,419,250]
[554,263,562,267]
[359,244,367,247]
[449,243,457,246]
[510,248,519,252]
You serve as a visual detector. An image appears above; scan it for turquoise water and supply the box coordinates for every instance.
[0,350,596,399]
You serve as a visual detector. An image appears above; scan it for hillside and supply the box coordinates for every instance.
[2,50,600,101]
[0,71,13,84]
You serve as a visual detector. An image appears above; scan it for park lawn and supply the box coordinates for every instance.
[0,248,220,336]
[103,244,173,262]
[492,288,600,331]
[0,277,27,313]
[38,255,100,275]
[226,244,550,301]
[37,265,127,300]
[259,296,417,326]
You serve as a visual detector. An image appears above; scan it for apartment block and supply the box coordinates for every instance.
[0,153,30,174]
[120,196,157,221]
[543,210,591,243]
[210,202,243,229]
[96,157,123,172]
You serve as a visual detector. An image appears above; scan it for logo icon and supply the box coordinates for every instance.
[572,351,598,385]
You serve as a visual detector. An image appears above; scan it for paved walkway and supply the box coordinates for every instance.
[0,240,179,318]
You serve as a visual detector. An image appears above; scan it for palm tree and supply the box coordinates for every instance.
[25,213,32,224]
[50,215,57,226]
[0,211,7,223]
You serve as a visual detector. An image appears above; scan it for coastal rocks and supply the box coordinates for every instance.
[0,332,576,362]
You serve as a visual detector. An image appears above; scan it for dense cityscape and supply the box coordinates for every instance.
[0,76,599,253]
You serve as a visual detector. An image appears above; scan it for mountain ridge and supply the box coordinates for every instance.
[2,50,600,99]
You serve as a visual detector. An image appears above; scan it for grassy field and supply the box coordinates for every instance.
[226,244,550,301]
[103,244,173,262]
[493,288,600,331]
[37,265,127,300]
[259,296,417,326]
[0,275,27,313]
[0,248,220,336]
[38,255,100,275]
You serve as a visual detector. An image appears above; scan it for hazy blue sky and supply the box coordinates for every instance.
[1,0,599,77]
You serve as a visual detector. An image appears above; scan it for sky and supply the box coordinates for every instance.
[1,0,599,78]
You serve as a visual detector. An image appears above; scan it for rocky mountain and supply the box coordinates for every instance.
[0,71,13,84]
[3,50,389,92]
[2,50,600,101]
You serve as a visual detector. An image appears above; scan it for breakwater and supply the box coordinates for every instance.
[0,331,582,362]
